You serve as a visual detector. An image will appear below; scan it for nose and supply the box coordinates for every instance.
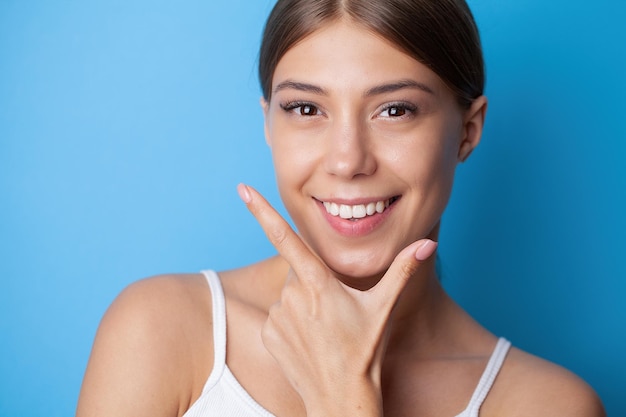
[323,118,377,179]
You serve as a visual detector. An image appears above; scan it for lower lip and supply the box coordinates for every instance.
[316,200,397,237]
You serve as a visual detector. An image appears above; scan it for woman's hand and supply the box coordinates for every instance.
[238,184,437,417]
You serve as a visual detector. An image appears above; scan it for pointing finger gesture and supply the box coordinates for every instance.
[237,183,437,416]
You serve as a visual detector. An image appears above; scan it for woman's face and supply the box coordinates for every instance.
[263,19,485,286]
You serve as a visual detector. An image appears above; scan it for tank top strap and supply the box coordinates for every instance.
[456,337,511,417]
[200,270,227,392]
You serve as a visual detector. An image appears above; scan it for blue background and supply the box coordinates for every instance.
[1,0,624,415]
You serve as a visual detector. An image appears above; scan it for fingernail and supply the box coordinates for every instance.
[237,183,252,203]
[415,239,438,261]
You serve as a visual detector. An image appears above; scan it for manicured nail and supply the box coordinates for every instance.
[237,183,252,203]
[415,239,438,261]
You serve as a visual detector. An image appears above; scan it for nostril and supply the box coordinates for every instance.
[323,146,377,179]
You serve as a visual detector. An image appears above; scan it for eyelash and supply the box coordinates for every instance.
[278,101,419,119]
[378,102,418,119]
[279,101,321,117]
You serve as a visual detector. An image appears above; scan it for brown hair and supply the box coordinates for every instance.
[259,0,484,108]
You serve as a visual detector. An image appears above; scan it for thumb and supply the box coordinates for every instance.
[372,239,438,304]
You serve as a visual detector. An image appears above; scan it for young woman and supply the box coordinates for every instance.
[77,1,605,416]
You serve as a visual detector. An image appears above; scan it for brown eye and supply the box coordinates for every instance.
[379,102,417,119]
[387,106,406,117]
[389,107,406,117]
[279,101,322,117]
[299,104,318,116]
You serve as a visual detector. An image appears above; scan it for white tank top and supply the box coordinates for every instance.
[182,270,511,417]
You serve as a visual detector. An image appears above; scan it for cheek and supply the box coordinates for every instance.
[267,125,319,208]
[424,116,463,177]
[427,131,462,213]
[403,132,458,184]
[399,123,461,212]
[271,140,310,186]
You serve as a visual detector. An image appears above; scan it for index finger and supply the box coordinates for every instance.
[372,239,437,307]
[237,183,325,280]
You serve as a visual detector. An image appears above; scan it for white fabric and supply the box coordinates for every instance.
[455,337,511,417]
[183,270,274,417]
[182,270,511,417]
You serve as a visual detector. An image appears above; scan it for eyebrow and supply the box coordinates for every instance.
[273,78,435,97]
[273,80,328,96]
[364,79,435,96]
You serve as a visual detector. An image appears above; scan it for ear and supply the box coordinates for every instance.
[458,95,487,162]
[260,97,271,147]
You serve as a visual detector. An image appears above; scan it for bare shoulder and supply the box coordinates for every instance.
[77,273,214,417]
[486,346,605,417]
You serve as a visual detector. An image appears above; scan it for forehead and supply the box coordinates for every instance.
[271,20,448,96]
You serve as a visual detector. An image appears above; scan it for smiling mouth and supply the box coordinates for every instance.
[321,196,400,220]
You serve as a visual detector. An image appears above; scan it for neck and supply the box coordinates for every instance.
[386,256,450,354]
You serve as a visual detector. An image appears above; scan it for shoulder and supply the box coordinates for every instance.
[77,273,215,417]
[486,346,605,417]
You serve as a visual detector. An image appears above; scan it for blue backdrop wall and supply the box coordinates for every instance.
[1,1,624,415]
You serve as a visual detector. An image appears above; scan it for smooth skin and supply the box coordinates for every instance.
[77,19,605,417]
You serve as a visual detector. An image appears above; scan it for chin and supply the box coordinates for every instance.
[333,270,386,291]
[321,251,392,290]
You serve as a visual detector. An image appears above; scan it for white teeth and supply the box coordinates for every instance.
[324,201,340,216]
[339,204,352,219]
[352,204,366,218]
[323,199,393,219]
